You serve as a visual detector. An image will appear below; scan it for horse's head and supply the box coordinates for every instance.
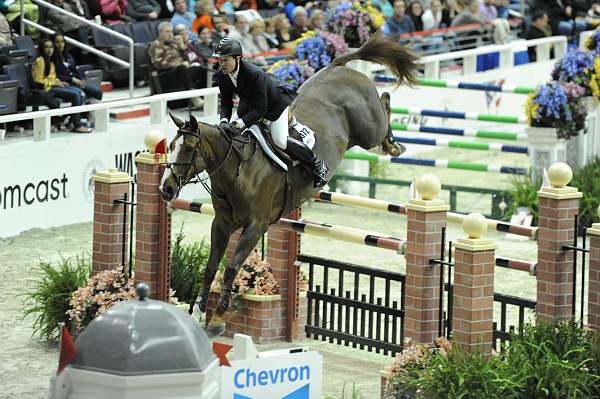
[160,113,210,201]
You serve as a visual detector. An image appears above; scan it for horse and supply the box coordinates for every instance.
[160,31,417,336]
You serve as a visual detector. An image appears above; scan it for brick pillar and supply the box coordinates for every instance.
[135,152,170,301]
[536,162,582,321]
[452,213,496,356]
[92,168,132,274]
[587,208,600,332]
[404,175,449,345]
[267,209,304,342]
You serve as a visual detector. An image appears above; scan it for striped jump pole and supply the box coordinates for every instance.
[495,256,537,275]
[169,198,407,253]
[393,135,528,154]
[392,107,528,125]
[375,75,536,95]
[312,191,538,239]
[343,151,528,176]
[392,122,527,141]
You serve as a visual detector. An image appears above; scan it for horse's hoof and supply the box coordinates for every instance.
[206,316,226,337]
[389,143,406,157]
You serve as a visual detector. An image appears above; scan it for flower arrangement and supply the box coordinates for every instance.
[589,57,600,100]
[231,251,279,296]
[358,1,385,29]
[584,29,600,54]
[67,267,137,334]
[327,2,373,48]
[319,31,349,58]
[268,59,315,91]
[551,49,594,96]
[293,31,332,71]
[525,81,587,140]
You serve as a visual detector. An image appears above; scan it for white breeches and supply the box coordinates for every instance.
[271,106,289,149]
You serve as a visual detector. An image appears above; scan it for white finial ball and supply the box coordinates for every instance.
[416,174,441,200]
[144,130,166,153]
[463,213,487,239]
[547,162,573,188]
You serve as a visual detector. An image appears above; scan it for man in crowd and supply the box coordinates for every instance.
[126,0,160,20]
[171,0,198,40]
[289,6,308,40]
[526,10,552,61]
[211,14,230,43]
[383,0,416,40]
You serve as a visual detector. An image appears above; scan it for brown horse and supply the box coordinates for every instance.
[160,31,417,336]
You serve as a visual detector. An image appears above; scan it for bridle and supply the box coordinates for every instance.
[166,125,251,196]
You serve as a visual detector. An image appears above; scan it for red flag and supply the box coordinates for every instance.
[58,326,77,374]
[212,342,233,367]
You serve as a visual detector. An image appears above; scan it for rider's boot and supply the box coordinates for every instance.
[285,137,329,188]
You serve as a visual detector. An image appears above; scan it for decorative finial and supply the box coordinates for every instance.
[136,283,150,301]
[144,130,167,154]
[547,162,573,188]
[415,174,441,200]
[463,213,487,239]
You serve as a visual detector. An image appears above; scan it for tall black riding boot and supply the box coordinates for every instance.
[286,137,329,187]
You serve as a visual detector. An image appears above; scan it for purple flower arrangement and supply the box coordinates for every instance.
[584,29,600,54]
[319,31,349,58]
[295,34,332,71]
[551,49,594,95]
[526,81,586,139]
[327,3,373,48]
[267,60,315,91]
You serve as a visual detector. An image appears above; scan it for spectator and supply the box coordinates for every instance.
[46,0,83,39]
[52,33,102,103]
[535,0,586,37]
[216,0,257,12]
[407,0,424,31]
[211,14,230,42]
[32,38,92,133]
[195,26,215,58]
[274,12,293,48]
[422,0,451,29]
[478,0,510,43]
[492,0,509,19]
[383,0,416,38]
[192,0,215,32]
[171,0,198,40]
[157,0,174,18]
[149,22,206,102]
[126,0,160,20]
[450,0,486,26]
[228,13,267,62]
[263,17,279,48]
[307,8,326,30]
[526,10,551,60]
[0,12,12,47]
[174,23,206,64]
[100,0,131,24]
[258,0,281,11]
[1,0,39,39]
[289,5,308,40]
[250,18,271,52]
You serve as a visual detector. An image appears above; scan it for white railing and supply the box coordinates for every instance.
[20,0,135,97]
[419,36,567,78]
[0,88,220,142]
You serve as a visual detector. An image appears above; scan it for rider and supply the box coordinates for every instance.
[212,37,328,187]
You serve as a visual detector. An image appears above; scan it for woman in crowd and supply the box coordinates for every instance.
[274,13,293,48]
[51,33,102,103]
[250,18,271,52]
[32,38,92,133]
[262,17,280,48]
[407,0,424,31]
[422,0,451,29]
[308,8,326,30]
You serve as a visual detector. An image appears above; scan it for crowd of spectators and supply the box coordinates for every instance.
[1,0,600,132]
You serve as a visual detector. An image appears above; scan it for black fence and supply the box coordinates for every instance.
[300,254,405,356]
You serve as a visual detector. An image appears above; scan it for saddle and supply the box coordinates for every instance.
[238,120,316,219]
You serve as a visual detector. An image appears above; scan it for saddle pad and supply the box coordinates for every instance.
[290,117,316,150]
[246,125,288,171]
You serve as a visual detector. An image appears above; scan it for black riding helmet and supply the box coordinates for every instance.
[212,37,243,58]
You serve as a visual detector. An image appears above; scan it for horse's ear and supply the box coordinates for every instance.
[170,112,184,128]
[189,115,198,131]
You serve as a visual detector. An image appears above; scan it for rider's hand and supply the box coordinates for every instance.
[221,121,243,135]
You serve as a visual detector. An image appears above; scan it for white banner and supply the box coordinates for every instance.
[0,123,208,238]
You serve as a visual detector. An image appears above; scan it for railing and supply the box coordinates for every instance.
[301,254,406,356]
[0,87,220,141]
[20,0,135,98]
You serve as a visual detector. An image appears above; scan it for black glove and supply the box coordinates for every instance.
[221,121,243,135]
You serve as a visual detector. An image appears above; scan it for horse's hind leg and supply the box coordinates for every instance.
[207,221,268,336]
[192,217,235,318]
[380,92,406,157]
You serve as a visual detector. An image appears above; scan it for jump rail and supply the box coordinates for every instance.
[391,108,528,125]
[391,122,528,141]
[375,76,535,94]
[392,135,528,154]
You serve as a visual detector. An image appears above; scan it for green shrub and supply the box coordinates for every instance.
[505,319,600,398]
[502,176,540,225]
[170,227,226,312]
[23,254,91,341]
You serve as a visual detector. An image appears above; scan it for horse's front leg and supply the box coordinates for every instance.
[192,217,236,318]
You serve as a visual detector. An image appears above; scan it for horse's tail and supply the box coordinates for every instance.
[328,30,418,86]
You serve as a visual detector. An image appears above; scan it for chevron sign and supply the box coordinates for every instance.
[221,351,322,399]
